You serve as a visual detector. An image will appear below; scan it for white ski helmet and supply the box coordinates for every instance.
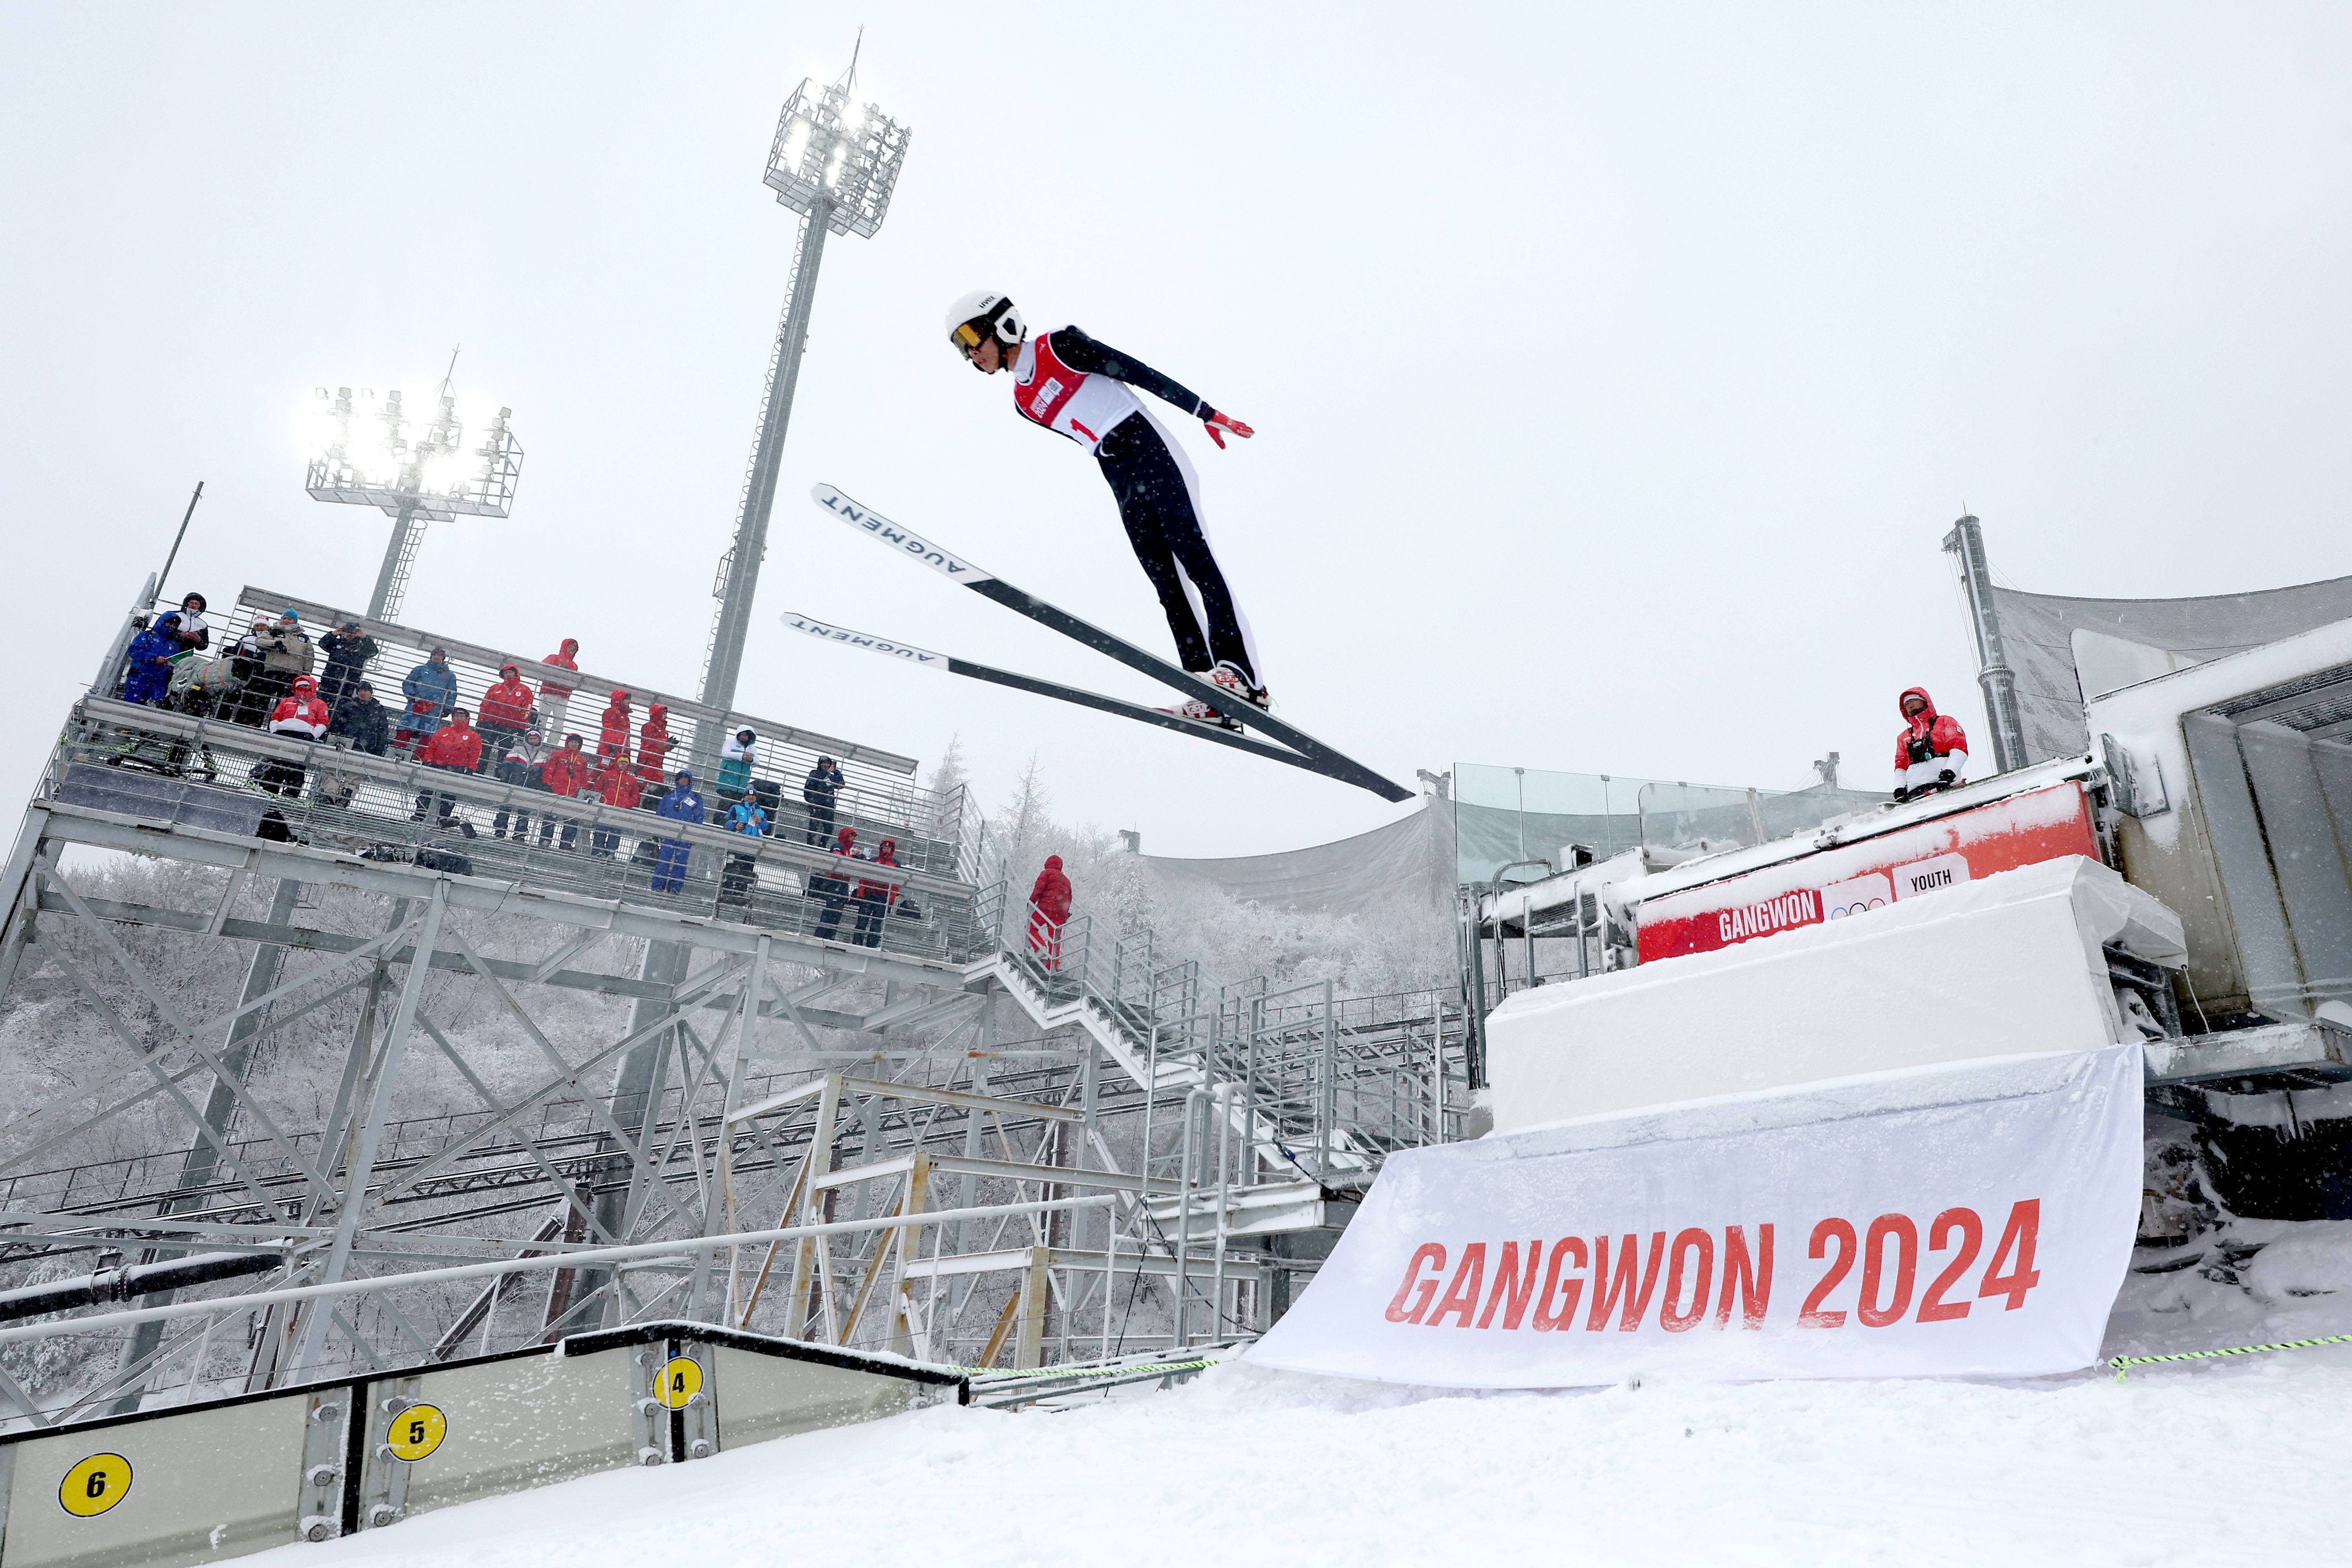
[945,291,1023,354]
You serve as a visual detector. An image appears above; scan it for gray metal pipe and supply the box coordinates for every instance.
[0,1250,284,1323]
[1941,513,2029,773]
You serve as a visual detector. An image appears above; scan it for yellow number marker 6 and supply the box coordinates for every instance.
[60,1454,132,1518]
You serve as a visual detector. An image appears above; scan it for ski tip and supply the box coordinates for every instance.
[779,611,951,673]
[808,486,996,586]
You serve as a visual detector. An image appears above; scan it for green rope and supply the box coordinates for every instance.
[961,1356,1218,1382]
[2108,1332,2352,1382]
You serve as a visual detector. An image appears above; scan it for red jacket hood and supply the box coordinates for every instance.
[560,639,579,657]
[605,690,630,708]
[291,676,317,696]
[836,827,857,850]
[1898,686,1938,723]
[645,705,668,728]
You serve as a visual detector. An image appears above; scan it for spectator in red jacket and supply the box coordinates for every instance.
[537,733,591,851]
[1027,854,1072,970]
[1892,686,1970,802]
[588,743,642,857]
[256,674,331,798]
[539,638,581,738]
[636,704,672,804]
[413,708,483,831]
[597,689,633,761]
[851,837,902,948]
[812,826,859,942]
[476,662,536,772]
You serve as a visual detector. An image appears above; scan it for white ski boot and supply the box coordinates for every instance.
[1157,696,1242,732]
[1211,662,1272,714]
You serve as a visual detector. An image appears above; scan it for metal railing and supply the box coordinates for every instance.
[977,882,1466,1188]
[47,699,993,965]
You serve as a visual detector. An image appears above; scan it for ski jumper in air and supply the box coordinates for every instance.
[946,291,1265,729]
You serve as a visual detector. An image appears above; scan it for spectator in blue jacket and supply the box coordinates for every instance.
[652,768,705,893]
[718,794,769,907]
[400,647,459,753]
[121,614,182,705]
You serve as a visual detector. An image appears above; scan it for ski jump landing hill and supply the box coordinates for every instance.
[1253,549,2352,1389]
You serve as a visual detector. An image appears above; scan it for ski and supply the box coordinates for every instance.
[780,612,1394,793]
[809,484,1411,803]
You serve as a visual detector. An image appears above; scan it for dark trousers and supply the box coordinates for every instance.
[254,756,308,798]
[413,763,466,824]
[1094,418,1252,682]
[493,796,540,838]
[538,815,578,850]
[812,876,849,940]
[850,891,888,948]
[475,722,522,773]
[803,802,836,847]
[233,672,289,727]
[317,664,365,708]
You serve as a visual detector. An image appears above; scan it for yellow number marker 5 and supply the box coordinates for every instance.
[60,1454,132,1517]
[385,1403,447,1462]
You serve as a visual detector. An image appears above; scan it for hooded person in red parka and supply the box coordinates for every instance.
[538,637,581,737]
[1027,854,1072,970]
[1892,686,1969,802]
[256,673,331,798]
[635,704,672,804]
[597,690,633,760]
[476,663,537,773]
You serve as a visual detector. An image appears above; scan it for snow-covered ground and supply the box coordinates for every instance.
[257,1224,2352,1568]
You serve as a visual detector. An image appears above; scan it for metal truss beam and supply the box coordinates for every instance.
[40,802,974,986]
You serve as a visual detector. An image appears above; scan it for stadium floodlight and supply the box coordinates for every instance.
[598,47,911,1270]
[697,47,911,738]
[306,371,523,621]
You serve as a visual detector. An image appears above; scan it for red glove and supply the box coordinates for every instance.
[1204,410,1254,449]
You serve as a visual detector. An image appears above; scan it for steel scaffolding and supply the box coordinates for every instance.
[0,592,1464,1434]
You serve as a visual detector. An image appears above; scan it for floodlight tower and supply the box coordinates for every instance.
[695,52,911,752]
[307,373,524,621]
[584,56,909,1314]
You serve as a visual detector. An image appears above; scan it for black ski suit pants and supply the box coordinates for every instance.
[1093,418,1254,684]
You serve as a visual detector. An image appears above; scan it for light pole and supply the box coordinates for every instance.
[584,55,911,1322]
[1942,513,2028,773]
[694,55,911,767]
[307,373,523,622]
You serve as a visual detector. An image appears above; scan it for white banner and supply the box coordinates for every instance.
[1249,1045,2143,1388]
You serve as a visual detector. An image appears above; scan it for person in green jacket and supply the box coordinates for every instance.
[717,727,758,803]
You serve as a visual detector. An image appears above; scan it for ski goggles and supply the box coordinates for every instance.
[951,321,986,351]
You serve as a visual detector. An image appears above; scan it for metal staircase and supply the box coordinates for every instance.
[966,883,1463,1242]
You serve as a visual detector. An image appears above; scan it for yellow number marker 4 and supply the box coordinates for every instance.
[658,1357,704,1410]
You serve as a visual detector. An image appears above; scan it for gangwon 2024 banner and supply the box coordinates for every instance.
[1248,1045,2143,1387]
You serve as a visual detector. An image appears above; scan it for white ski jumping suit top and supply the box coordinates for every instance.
[1007,325,1262,685]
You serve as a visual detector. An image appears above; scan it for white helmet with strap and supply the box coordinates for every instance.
[945,291,1023,354]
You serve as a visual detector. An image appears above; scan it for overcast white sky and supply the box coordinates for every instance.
[6,4,2349,859]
